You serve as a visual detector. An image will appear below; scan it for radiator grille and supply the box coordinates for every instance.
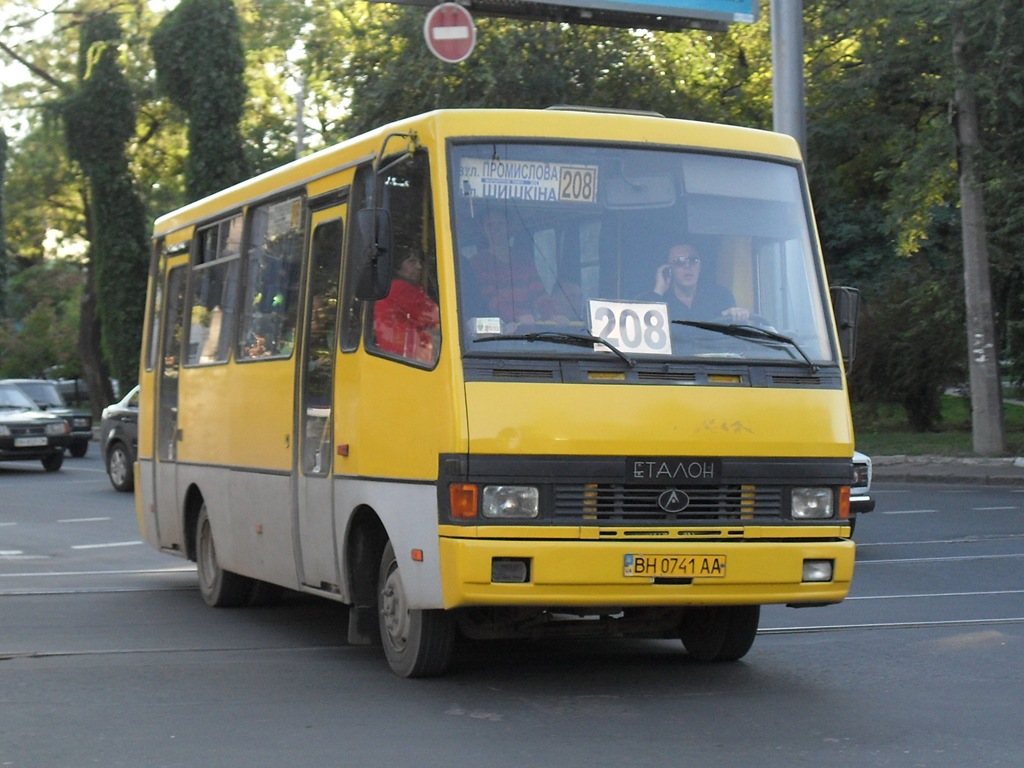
[553,483,784,524]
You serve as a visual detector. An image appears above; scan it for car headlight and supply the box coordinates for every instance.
[482,485,539,519]
[45,421,70,436]
[791,487,834,519]
[0,425,10,437]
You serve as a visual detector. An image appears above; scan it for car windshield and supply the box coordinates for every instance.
[0,384,39,410]
[450,142,835,367]
[14,381,64,407]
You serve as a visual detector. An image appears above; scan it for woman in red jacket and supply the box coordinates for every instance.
[373,249,440,364]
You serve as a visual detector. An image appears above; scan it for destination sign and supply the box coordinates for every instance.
[459,158,598,203]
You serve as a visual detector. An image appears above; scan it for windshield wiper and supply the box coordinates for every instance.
[474,331,636,368]
[672,320,819,374]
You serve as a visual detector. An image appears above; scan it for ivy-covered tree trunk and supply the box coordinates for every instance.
[152,0,249,201]
[63,12,149,396]
[0,127,8,317]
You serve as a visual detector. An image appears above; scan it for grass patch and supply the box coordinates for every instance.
[853,395,1024,456]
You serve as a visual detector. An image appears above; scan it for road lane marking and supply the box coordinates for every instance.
[760,616,1024,634]
[0,566,195,578]
[858,533,1024,547]
[881,509,938,515]
[858,553,1024,564]
[972,506,1018,511]
[846,588,1024,600]
[59,517,113,523]
[70,541,144,550]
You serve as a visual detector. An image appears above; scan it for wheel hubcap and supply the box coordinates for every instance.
[110,450,127,484]
[380,567,409,651]
[198,520,215,590]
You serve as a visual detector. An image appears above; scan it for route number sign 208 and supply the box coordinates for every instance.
[588,299,672,356]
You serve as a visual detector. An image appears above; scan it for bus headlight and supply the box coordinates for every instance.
[791,487,833,519]
[482,485,539,519]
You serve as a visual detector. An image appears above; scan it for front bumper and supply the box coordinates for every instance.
[438,529,855,609]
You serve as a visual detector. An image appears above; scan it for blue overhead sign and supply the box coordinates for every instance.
[548,0,756,24]
[386,0,758,32]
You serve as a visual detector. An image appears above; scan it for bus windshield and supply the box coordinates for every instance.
[450,142,834,367]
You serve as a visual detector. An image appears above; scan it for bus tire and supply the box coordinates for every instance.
[196,504,254,608]
[680,605,759,662]
[247,579,285,607]
[377,540,454,678]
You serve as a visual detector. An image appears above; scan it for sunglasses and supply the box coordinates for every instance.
[671,256,701,267]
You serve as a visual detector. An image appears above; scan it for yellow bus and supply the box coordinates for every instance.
[136,107,859,677]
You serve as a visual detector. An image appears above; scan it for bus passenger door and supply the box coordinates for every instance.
[295,204,345,590]
[154,264,187,550]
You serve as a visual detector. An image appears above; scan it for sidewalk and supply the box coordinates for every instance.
[872,454,1024,485]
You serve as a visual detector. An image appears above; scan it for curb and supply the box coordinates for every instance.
[871,455,1024,486]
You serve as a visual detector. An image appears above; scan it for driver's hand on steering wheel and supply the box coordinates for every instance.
[720,306,750,324]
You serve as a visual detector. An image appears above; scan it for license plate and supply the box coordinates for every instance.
[15,436,49,448]
[624,554,726,578]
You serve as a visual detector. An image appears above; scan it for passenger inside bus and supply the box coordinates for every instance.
[644,243,750,324]
[463,210,580,331]
[372,247,440,364]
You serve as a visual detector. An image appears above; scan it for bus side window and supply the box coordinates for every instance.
[238,197,305,360]
[187,216,242,365]
[365,151,439,366]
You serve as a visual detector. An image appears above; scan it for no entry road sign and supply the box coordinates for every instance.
[423,3,477,63]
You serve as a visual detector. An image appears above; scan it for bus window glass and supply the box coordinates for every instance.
[367,152,440,366]
[301,218,343,475]
[451,143,833,366]
[238,196,304,360]
[146,242,164,373]
[340,165,375,353]
[187,216,242,365]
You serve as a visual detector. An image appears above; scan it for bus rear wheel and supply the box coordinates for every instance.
[377,541,454,678]
[680,605,760,662]
[196,504,254,607]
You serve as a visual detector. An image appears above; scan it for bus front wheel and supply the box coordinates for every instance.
[196,504,254,608]
[377,541,455,677]
[680,605,760,662]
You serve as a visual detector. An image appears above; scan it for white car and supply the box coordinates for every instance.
[850,450,874,533]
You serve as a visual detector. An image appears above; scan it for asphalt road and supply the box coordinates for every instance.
[2,453,1022,767]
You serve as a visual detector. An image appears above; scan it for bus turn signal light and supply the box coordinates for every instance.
[450,484,478,519]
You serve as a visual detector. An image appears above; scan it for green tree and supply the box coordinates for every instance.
[318,3,773,138]
[0,260,83,379]
[801,1,972,432]
[151,0,249,200]
[62,10,148,395]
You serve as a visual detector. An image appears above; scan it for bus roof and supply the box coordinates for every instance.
[152,108,801,238]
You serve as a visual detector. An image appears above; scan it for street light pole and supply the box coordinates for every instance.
[771,0,805,158]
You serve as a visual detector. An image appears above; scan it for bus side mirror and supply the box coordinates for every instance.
[830,286,860,371]
[353,208,393,300]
